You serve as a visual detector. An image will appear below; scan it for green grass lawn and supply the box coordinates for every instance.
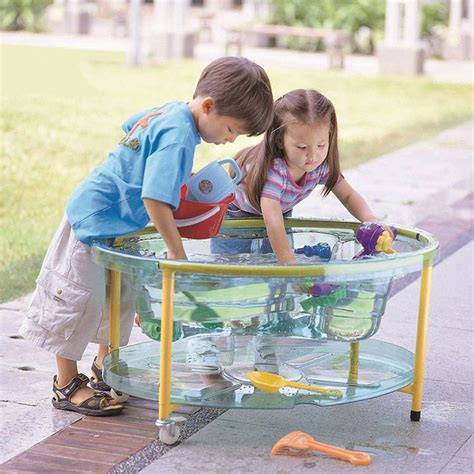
[0,44,472,302]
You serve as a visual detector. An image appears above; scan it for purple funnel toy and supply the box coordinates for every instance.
[354,222,397,259]
[309,283,338,297]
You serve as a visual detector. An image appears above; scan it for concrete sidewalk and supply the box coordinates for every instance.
[141,242,474,474]
[1,31,473,84]
[0,121,473,471]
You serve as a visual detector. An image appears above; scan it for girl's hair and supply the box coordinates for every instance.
[193,57,274,136]
[235,89,340,213]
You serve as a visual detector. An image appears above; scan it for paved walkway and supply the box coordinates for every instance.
[142,244,473,473]
[141,122,474,473]
[1,31,473,84]
[1,121,472,472]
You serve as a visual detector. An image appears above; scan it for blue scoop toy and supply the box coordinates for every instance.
[295,242,332,261]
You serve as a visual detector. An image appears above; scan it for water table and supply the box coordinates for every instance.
[92,218,438,444]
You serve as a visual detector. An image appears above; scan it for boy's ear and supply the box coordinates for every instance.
[201,97,215,114]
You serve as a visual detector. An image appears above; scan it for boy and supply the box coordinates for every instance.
[20,57,274,416]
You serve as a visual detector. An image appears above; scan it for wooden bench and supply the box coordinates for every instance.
[224,24,349,69]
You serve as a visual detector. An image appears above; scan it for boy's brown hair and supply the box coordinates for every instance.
[193,56,274,137]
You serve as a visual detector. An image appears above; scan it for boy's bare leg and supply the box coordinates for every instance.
[56,355,118,406]
[95,344,109,368]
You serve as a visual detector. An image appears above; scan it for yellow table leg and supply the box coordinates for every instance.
[411,265,433,421]
[158,268,175,423]
[348,342,360,385]
[109,270,121,363]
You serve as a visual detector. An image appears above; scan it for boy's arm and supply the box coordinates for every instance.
[143,198,187,260]
[331,178,378,222]
[261,197,297,264]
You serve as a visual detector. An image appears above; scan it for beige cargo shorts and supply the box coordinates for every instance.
[19,216,135,361]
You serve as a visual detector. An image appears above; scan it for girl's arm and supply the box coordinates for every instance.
[261,197,297,264]
[143,198,187,260]
[331,178,378,222]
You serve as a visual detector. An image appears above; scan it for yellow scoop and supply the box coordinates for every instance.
[247,371,342,398]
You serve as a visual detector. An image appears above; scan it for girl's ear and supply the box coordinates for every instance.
[201,97,215,114]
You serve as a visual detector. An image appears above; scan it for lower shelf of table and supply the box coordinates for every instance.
[103,335,414,409]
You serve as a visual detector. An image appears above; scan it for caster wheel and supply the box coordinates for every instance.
[111,389,129,403]
[159,425,180,445]
[170,415,187,423]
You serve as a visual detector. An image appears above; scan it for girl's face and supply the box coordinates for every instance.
[282,120,330,182]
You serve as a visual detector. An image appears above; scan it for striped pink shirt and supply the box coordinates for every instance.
[233,158,342,215]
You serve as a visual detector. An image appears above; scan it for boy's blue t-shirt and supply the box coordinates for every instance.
[66,101,201,244]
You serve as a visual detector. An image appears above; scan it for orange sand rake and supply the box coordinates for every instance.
[272,431,371,466]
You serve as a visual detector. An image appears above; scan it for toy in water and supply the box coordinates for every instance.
[308,282,338,297]
[298,282,341,311]
[295,242,332,260]
[182,291,223,330]
[300,223,396,310]
[136,314,184,342]
[300,285,347,312]
[271,431,371,466]
[354,222,397,259]
[246,371,342,398]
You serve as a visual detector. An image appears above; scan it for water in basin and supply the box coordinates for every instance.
[126,228,407,342]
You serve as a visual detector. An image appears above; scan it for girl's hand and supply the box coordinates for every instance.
[261,198,297,264]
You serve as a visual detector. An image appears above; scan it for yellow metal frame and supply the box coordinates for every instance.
[109,270,121,366]
[105,220,436,425]
[158,268,175,423]
[397,266,433,419]
[348,342,360,385]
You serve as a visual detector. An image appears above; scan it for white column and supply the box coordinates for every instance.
[64,0,90,35]
[449,0,463,34]
[378,0,424,75]
[128,0,143,66]
[468,0,474,22]
[460,0,474,59]
[385,0,402,44]
[153,0,175,59]
[152,0,194,61]
[243,0,270,21]
[153,0,172,31]
[404,0,421,44]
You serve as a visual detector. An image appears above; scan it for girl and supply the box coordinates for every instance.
[218,88,379,264]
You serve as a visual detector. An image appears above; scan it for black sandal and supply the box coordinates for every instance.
[90,357,111,391]
[52,373,123,416]
[90,357,127,401]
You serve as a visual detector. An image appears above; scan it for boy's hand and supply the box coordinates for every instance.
[143,198,188,260]
[166,249,188,260]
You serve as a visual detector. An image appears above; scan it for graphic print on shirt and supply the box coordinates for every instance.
[119,111,164,152]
